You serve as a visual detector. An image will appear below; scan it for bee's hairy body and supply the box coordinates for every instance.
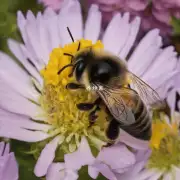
[70,48,152,143]
[117,93,151,141]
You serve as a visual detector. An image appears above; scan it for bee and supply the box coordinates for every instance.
[58,27,165,146]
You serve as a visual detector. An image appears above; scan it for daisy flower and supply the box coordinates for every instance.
[0,141,19,180]
[117,112,180,180]
[0,0,178,179]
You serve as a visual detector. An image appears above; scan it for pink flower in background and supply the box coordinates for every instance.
[88,0,180,36]
[0,142,19,180]
[38,0,64,10]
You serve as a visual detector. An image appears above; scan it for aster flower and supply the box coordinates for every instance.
[0,141,19,180]
[117,112,180,180]
[38,0,64,11]
[88,0,180,36]
[0,0,178,179]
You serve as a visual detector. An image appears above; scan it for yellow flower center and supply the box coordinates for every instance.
[148,113,180,171]
[36,39,109,155]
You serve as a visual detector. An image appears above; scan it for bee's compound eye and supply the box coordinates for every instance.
[90,61,118,84]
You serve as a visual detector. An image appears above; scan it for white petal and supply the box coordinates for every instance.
[148,171,162,180]
[0,78,43,118]
[102,13,122,54]
[134,169,158,180]
[97,144,135,170]
[46,163,65,180]
[119,16,141,59]
[65,136,95,170]
[0,51,40,102]
[84,4,101,43]
[142,46,177,81]
[64,170,79,180]
[43,8,61,51]
[93,163,117,180]
[0,125,49,142]
[0,153,19,180]
[163,172,172,180]
[128,29,161,74]
[172,166,180,180]
[25,11,47,64]
[8,39,43,81]
[0,115,52,132]
[34,135,61,177]
[88,166,99,179]
[58,0,83,46]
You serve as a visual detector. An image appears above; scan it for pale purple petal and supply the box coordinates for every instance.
[34,135,61,177]
[119,129,149,150]
[97,144,135,170]
[142,46,177,81]
[0,125,50,142]
[88,166,99,179]
[0,114,52,131]
[163,172,172,180]
[119,16,141,59]
[128,29,161,77]
[84,4,102,43]
[46,163,65,180]
[93,163,117,180]
[65,136,95,170]
[133,169,159,180]
[43,8,61,52]
[0,78,43,119]
[172,166,180,179]
[58,0,83,46]
[25,11,47,65]
[64,170,79,180]
[148,171,163,180]
[103,13,132,55]
[7,39,43,84]
[0,153,19,180]
[0,51,40,102]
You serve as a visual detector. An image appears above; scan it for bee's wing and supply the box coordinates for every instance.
[128,71,165,109]
[96,84,135,125]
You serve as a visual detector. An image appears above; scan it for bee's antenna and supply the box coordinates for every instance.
[67,27,74,42]
[57,64,74,75]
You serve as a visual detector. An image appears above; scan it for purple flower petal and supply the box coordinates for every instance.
[84,4,102,43]
[34,135,61,177]
[65,136,95,170]
[119,130,149,150]
[0,152,19,180]
[88,165,99,179]
[97,144,135,170]
[46,163,66,180]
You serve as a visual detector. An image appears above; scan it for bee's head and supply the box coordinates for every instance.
[89,57,121,84]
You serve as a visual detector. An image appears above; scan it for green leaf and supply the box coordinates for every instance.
[11,140,39,180]
[78,166,107,180]
[171,16,180,35]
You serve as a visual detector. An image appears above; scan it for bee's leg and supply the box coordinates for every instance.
[103,119,120,147]
[77,97,102,112]
[87,98,102,127]
[66,83,85,90]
